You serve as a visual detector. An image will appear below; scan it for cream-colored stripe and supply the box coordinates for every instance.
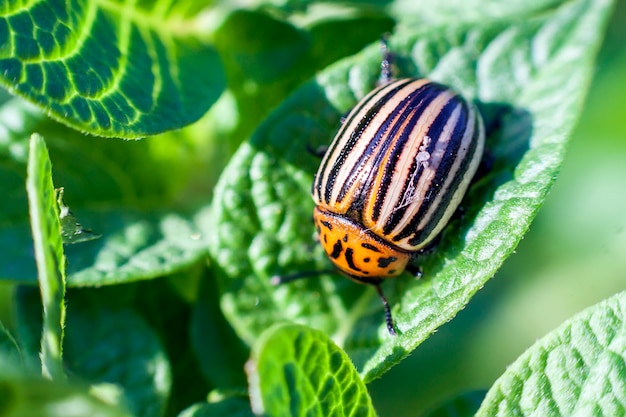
[397,104,484,249]
[318,79,429,212]
[314,80,403,206]
[372,89,457,236]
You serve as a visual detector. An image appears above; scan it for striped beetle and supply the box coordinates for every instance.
[278,46,485,335]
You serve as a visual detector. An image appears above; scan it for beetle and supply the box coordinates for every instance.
[276,44,485,336]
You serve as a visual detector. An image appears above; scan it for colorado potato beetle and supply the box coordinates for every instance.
[277,44,485,336]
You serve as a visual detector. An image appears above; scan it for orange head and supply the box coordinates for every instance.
[313,207,411,282]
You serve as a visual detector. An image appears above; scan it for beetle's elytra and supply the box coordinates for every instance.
[311,77,485,334]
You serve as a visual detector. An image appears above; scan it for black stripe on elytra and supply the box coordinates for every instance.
[356,84,439,214]
[330,239,343,259]
[395,99,470,244]
[345,248,363,272]
[320,80,415,204]
[320,220,333,230]
[313,84,382,199]
[371,83,446,224]
[361,242,381,252]
[377,256,397,268]
[381,93,459,234]
[407,107,480,246]
[395,99,477,246]
[334,92,413,206]
[331,80,417,206]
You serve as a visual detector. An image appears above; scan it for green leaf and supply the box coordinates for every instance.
[0,364,133,417]
[15,286,172,417]
[246,323,377,417]
[421,391,486,417]
[63,299,172,417]
[0,1,225,137]
[0,321,22,368]
[209,9,394,159]
[130,276,210,416]
[206,0,614,381]
[476,291,626,417]
[0,99,61,234]
[61,208,206,286]
[178,396,254,417]
[388,0,567,24]
[190,276,249,389]
[0,104,210,286]
[26,133,66,380]
[214,9,310,84]
[13,287,45,372]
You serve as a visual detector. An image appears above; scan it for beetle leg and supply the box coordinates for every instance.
[306,143,328,158]
[418,233,442,256]
[474,148,494,181]
[270,269,335,286]
[406,264,423,279]
[373,282,397,336]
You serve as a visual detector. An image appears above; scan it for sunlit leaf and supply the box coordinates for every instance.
[476,291,626,417]
[0,1,225,137]
[26,134,66,380]
[247,323,377,417]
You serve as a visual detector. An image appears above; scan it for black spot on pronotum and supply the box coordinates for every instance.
[345,248,362,272]
[330,240,343,259]
[364,257,370,263]
[361,243,381,252]
[387,269,396,275]
[343,234,348,242]
[377,257,397,268]
[323,234,328,243]
[321,220,333,230]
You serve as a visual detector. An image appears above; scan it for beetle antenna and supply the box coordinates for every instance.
[373,282,397,336]
[271,270,335,285]
[305,143,328,159]
[379,34,394,85]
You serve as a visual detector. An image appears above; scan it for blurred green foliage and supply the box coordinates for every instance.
[0,0,621,415]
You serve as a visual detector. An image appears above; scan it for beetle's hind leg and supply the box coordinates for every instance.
[270,269,336,286]
[350,275,398,336]
[306,143,328,158]
[373,281,397,336]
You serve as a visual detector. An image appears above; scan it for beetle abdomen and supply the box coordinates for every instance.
[312,78,485,252]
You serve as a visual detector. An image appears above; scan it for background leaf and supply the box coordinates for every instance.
[15,287,172,417]
[0,363,133,417]
[206,0,614,382]
[177,395,254,417]
[211,8,394,147]
[247,323,377,417]
[190,276,249,390]
[64,297,172,417]
[0,321,21,368]
[0,102,211,286]
[388,0,565,24]
[421,391,486,417]
[476,291,626,417]
[0,0,225,137]
[0,1,621,416]
[26,134,66,380]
